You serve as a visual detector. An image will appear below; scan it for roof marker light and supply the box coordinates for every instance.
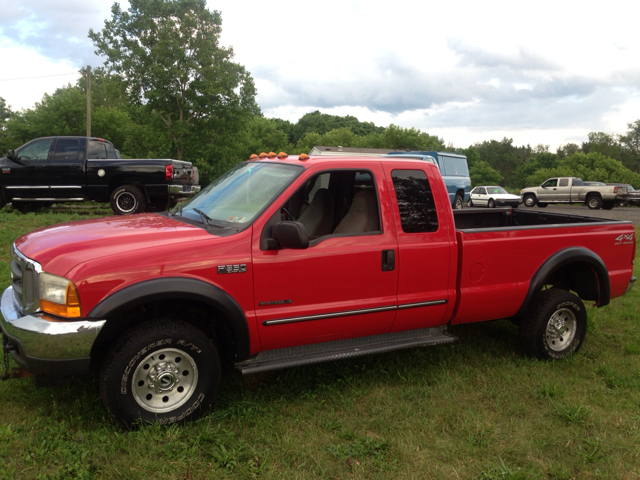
[259,152,268,158]
[277,152,288,159]
[249,154,258,160]
[267,152,277,158]
[299,153,310,161]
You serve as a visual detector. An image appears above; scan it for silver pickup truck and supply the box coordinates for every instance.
[520,177,628,210]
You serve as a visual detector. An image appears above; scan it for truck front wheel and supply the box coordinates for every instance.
[100,320,220,428]
[523,195,536,207]
[110,185,147,215]
[453,194,464,210]
[519,289,587,360]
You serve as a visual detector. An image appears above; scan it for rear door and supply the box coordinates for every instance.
[382,162,455,331]
[555,178,571,202]
[47,137,86,199]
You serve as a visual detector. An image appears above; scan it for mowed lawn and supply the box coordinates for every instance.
[0,206,639,479]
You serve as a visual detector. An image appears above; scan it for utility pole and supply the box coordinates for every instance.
[86,65,91,137]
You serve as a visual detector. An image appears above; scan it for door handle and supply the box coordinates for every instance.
[381,250,395,271]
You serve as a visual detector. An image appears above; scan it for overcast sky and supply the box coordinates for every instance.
[1,0,639,150]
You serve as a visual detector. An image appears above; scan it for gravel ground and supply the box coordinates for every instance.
[518,204,640,226]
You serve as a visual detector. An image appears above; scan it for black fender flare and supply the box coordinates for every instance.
[514,247,610,318]
[87,277,250,360]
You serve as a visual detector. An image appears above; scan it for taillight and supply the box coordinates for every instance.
[614,186,618,193]
[165,164,174,180]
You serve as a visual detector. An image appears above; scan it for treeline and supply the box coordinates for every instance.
[1,81,639,190]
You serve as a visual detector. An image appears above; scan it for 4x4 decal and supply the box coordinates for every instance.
[615,233,634,245]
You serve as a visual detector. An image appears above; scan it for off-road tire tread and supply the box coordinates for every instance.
[100,319,219,428]
[519,288,587,360]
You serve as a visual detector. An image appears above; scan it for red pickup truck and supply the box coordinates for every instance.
[1,154,636,426]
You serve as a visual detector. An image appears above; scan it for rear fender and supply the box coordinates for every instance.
[514,247,610,318]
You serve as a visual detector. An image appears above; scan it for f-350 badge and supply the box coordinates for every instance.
[217,264,247,274]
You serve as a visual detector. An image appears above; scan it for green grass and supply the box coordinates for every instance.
[1,207,639,478]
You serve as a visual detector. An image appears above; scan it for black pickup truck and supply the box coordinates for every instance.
[0,136,200,215]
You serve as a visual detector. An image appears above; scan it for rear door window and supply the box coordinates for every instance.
[391,169,439,233]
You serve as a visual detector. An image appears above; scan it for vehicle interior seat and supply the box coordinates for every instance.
[298,188,334,238]
[333,190,379,234]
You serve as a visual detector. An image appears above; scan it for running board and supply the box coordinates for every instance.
[235,326,458,375]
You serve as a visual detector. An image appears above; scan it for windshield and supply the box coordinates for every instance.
[180,162,302,225]
[486,187,508,194]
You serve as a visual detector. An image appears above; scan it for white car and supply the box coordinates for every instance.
[468,186,521,208]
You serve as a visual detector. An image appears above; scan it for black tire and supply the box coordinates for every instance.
[453,194,464,210]
[146,197,170,212]
[519,289,587,360]
[488,199,496,208]
[586,195,603,210]
[537,203,548,208]
[602,201,615,210]
[467,199,473,207]
[100,320,220,428]
[523,195,536,207]
[110,185,147,215]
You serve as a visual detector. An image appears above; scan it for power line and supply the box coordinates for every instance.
[0,72,80,82]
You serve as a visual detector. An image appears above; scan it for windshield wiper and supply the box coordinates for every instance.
[168,203,183,217]
[193,208,225,229]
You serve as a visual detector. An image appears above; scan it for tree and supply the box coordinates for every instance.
[473,138,522,186]
[0,97,11,145]
[469,160,503,186]
[620,119,640,173]
[89,0,258,161]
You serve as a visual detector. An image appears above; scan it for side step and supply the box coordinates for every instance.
[235,326,458,375]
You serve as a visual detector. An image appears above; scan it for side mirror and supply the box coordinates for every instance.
[6,150,16,161]
[272,221,309,249]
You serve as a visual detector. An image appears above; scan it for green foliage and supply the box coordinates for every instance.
[525,152,640,187]
[89,0,258,161]
[290,110,384,145]
[470,160,503,186]
[472,138,531,186]
[0,97,11,145]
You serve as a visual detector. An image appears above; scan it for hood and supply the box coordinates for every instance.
[15,214,213,276]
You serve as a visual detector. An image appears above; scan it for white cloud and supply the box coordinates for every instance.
[1,0,639,150]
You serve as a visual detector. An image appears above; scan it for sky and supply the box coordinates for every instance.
[1,0,639,150]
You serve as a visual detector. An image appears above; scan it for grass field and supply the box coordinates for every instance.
[0,206,639,479]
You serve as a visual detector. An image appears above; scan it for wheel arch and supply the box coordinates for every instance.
[513,247,610,318]
[87,277,251,363]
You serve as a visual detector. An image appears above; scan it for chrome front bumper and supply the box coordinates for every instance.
[0,287,106,375]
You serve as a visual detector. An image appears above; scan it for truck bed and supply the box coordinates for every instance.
[453,207,621,231]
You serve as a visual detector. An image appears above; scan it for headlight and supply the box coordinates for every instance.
[39,272,82,318]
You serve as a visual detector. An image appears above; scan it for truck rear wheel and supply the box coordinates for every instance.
[586,195,603,210]
[519,289,587,360]
[110,185,147,215]
[523,195,536,207]
[100,320,220,428]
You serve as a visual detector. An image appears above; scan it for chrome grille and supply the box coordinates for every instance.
[10,243,41,314]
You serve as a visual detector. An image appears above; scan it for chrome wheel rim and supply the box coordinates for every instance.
[524,197,535,207]
[588,198,598,208]
[115,191,137,213]
[545,308,577,352]
[132,348,198,413]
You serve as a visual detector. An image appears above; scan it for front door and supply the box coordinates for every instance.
[2,138,54,200]
[252,163,399,350]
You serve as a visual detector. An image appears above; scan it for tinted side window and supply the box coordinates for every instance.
[559,178,569,187]
[542,179,558,187]
[54,138,79,161]
[88,141,107,159]
[391,169,438,233]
